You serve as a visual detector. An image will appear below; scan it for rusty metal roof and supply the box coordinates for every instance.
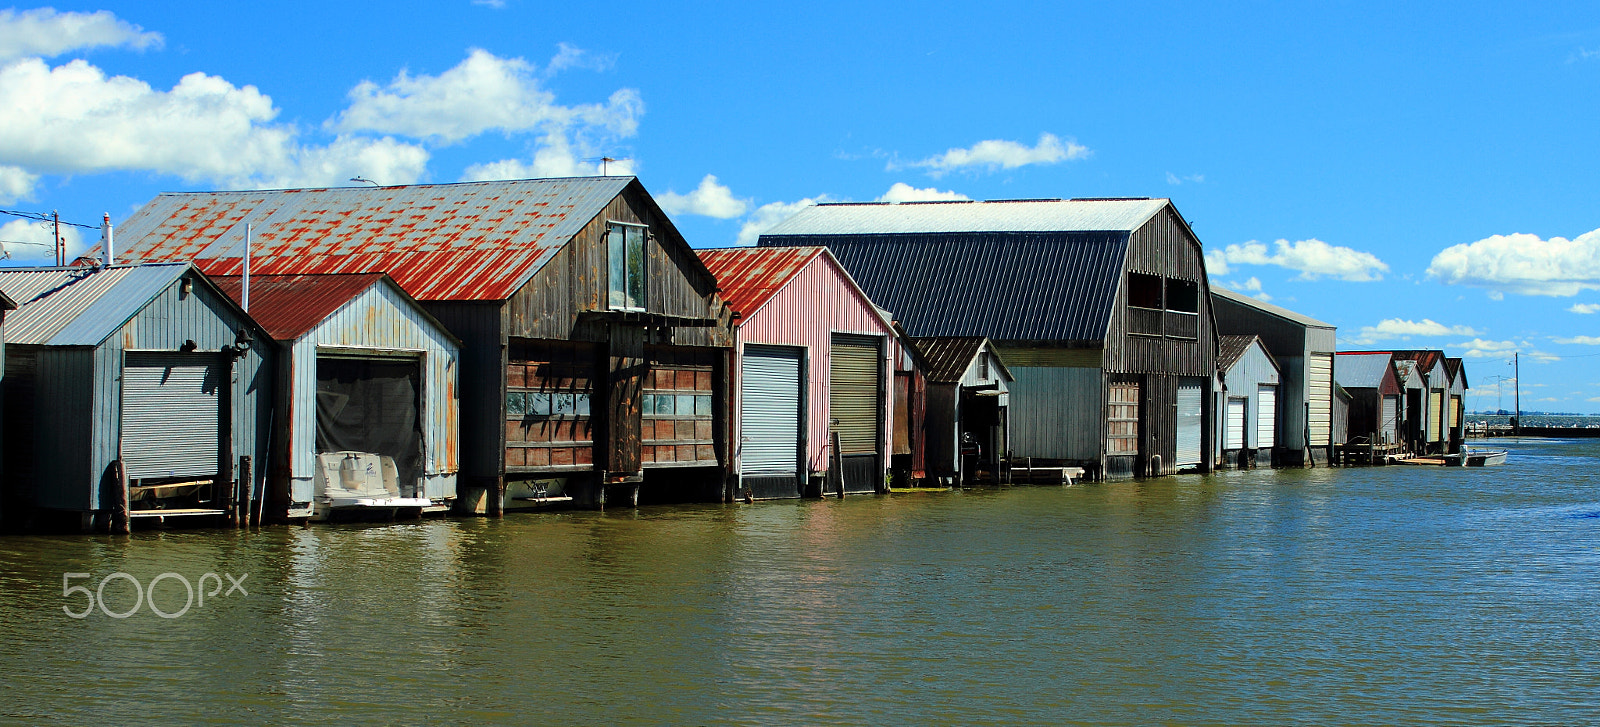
[1445,357,1467,390]
[0,263,190,346]
[211,273,387,340]
[1218,334,1273,372]
[108,177,635,302]
[696,246,826,318]
[912,336,988,382]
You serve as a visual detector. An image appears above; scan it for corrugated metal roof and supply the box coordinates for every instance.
[1444,357,1466,389]
[911,337,987,383]
[697,246,826,318]
[1218,334,1264,371]
[108,177,634,302]
[764,198,1169,236]
[1211,287,1335,330]
[0,263,189,345]
[212,273,386,340]
[1389,349,1444,375]
[1335,352,1396,389]
[759,230,1129,341]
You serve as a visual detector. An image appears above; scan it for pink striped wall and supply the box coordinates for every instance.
[734,252,897,474]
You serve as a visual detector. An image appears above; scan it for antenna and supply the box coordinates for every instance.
[349,176,380,186]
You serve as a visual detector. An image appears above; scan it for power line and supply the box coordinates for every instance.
[0,208,98,229]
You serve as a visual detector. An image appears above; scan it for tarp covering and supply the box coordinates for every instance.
[317,357,422,496]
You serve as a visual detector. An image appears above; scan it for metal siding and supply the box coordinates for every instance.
[1257,385,1277,448]
[122,352,221,479]
[420,301,503,482]
[1382,395,1400,443]
[296,281,460,500]
[1004,364,1102,461]
[1176,382,1204,466]
[739,346,802,475]
[1308,353,1333,446]
[33,348,96,511]
[733,253,896,473]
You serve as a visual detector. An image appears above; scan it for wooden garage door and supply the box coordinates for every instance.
[643,348,718,466]
[1428,390,1444,442]
[1257,385,1277,448]
[1106,382,1139,456]
[122,352,221,480]
[1308,353,1333,446]
[505,341,594,471]
[1226,398,1246,450]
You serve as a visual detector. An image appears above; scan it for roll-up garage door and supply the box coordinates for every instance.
[1258,385,1277,448]
[741,346,802,480]
[1381,395,1399,442]
[830,336,880,456]
[1428,390,1444,442]
[1308,353,1333,446]
[1225,398,1246,450]
[122,352,222,480]
[1175,381,1204,466]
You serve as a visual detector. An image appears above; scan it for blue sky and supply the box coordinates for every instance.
[0,2,1596,411]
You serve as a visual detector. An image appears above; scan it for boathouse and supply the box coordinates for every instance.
[1445,357,1468,454]
[212,274,460,520]
[1335,351,1404,447]
[911,337,1013,484]
[1390,351,1449,455]
[1216,335,1280,468]
[698,246,900,498]
[0,263,274,531]
[108,177,734,512]
[1392,357,1425,452]
[1211,287,1337,466]
[759,198,1219,479]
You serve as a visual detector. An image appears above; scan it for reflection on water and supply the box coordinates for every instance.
[3,437,1599,724]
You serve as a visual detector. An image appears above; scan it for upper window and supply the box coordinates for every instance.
[608,223,647,311]
[1127,272,1163,309]
[1165,278,1198,313]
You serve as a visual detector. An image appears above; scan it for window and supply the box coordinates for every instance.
[1164,278,1198,313]
[608,223,647,311]
[1127,272,1163,309]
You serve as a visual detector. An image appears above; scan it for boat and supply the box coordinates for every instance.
[1465,449,1508,467]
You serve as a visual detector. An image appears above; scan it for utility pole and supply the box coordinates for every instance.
[1513,352,1521,435]
[52,210,61,266]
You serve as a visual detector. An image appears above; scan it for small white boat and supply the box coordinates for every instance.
[1465,449,1508,467]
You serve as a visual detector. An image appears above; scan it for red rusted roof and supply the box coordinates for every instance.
[697,246,827,318]
[107,177,634,302]
[211,273,387,340]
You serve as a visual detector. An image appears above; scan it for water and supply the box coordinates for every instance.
[2,437,1598,725]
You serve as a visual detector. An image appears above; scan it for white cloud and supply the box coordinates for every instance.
[1344,318,1480,345]
[1569,303,1600,314]
[1165,172,1204,185]
[1221,276,1271,301]
[1452,338,1520,359]
[0,217,84,263]
[1427,227,1600,297]
[1205,238,1389,281]
[903,133,1088,177]
[1553,335,1600,345]
[736,196,831,246]
[0,8,161,62]
[546,42,614,75]
[877,182,969,203]
[472,0,507,7]
[656,174,749,219]
[0,164,37,204]
[333,48,641,145]
[0,57,428,194]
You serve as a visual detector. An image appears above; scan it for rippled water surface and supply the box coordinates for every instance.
[3,437,1598,725]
